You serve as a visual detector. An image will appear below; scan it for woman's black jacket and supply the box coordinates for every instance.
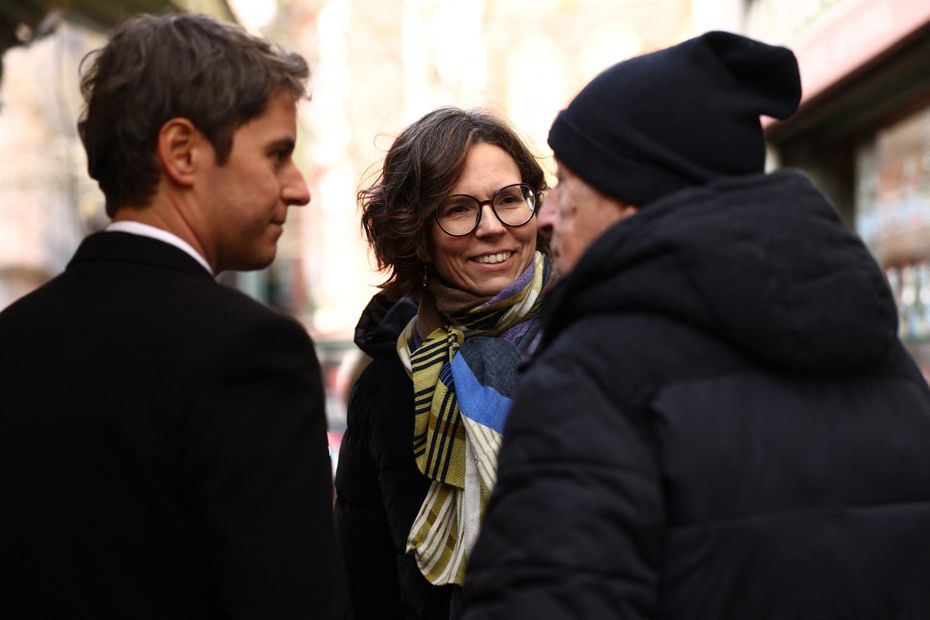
[334,294,452,619]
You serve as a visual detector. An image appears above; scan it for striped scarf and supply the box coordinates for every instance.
[396,251,552,585]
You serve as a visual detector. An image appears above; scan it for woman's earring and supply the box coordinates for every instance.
[422,264,428,288]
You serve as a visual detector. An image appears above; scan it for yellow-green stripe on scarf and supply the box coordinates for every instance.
[396,251,552,585]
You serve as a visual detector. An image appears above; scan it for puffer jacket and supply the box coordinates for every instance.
[463,170,930,619]
[334,293,453,619]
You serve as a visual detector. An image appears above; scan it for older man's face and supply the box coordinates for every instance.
[538,161,637,275]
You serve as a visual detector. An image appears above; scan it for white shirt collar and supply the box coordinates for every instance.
[106,221,213,276]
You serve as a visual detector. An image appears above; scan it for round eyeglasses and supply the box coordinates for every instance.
[435,183,538,237]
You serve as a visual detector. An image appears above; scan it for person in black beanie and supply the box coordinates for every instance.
[462,31,930,619]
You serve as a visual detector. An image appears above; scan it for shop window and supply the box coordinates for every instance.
[856,106,930,374]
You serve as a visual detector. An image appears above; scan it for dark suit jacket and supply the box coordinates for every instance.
[0,232,346,618]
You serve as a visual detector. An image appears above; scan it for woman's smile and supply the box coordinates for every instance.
[473,251,515,265]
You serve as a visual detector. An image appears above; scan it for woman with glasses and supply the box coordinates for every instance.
[334,107,553,619]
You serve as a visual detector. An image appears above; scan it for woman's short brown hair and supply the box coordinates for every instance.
[78,12,309,217]
[360,107,547,300]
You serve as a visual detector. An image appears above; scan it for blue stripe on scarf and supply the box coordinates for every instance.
[451,353,511,434]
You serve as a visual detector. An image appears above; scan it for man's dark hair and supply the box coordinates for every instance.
[359,107,547,300]
[78,12,310,217]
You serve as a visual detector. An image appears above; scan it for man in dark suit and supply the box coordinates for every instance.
[0,13,345,618]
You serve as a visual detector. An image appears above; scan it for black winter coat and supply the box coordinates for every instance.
[464,170,930,619]
[334,294,453,619]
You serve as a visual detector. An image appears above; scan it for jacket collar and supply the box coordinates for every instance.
[68,231,215,280]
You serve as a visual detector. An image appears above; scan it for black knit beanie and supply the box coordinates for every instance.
[547,31,801,207]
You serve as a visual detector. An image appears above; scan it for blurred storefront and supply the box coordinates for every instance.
[750,0,930,376]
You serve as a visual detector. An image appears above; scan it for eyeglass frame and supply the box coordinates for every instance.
[433,183,539,237]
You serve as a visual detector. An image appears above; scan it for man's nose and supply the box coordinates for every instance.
[283,166,311,207]
[537,196,556,237]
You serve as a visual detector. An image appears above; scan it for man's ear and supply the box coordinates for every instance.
[156,118,199,187]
